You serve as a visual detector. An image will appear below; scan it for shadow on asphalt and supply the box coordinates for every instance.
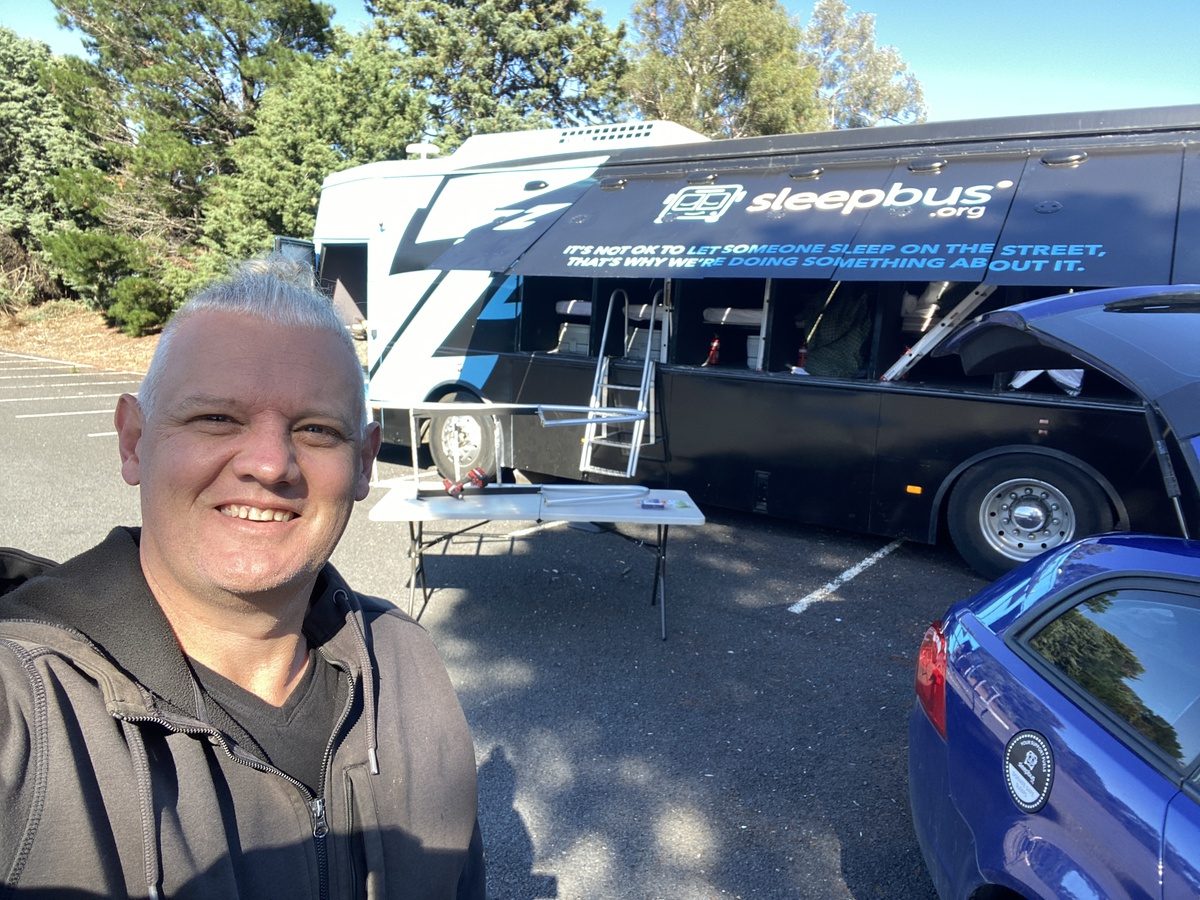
[397,504,985,898]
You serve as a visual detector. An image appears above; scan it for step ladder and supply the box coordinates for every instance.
[579,289,663,478]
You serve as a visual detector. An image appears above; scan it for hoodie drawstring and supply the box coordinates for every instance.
[337,589,380,775]
[120,717,162,899]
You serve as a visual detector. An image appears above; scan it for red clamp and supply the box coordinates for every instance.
[443,467,489,499]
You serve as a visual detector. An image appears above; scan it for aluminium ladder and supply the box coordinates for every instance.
[579,289,663,478]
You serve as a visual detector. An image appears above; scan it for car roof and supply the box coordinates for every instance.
[963,533,1200,632]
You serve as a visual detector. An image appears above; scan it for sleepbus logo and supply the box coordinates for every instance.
[656,184,748,224]
[745,179,1015,220]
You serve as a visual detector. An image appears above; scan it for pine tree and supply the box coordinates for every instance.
[369,0,627,146]
[623,0,823,138]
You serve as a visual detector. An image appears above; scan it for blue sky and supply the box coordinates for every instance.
[4,0,1197,123]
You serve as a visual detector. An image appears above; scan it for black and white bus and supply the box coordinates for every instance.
[311,107,1200,576]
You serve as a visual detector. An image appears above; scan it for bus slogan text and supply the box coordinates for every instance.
[558,242,1108,273]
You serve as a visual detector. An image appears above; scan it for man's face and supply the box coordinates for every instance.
[116,310,380,607]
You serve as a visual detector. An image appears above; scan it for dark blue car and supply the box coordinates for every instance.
[909,534,1200,898]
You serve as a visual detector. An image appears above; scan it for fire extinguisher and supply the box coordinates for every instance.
[702,334,720,366]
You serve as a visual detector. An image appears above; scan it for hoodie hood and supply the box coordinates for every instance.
[1,546,56,597]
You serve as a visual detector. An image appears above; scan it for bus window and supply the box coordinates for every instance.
[673,277,768,369]
[519,276,589,353]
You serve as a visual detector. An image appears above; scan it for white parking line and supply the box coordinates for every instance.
[0,365,79,373]
[0,393,124,403]
[0,352,96,367]
[787,539,905,614]
[0,376,141,384]
[0,381,139,391]
[0,373,140,381]
[15,409,115,419]
[88,431,118,438]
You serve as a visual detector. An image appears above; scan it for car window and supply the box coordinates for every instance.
[1029,587,1200,768]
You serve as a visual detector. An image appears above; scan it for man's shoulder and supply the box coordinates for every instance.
[354,591,421,628]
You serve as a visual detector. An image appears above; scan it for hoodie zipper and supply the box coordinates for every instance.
[312,657,359,900]
[118,660,358,900]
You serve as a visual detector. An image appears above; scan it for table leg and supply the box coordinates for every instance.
[406,521,428,618]
[653,524,669,640]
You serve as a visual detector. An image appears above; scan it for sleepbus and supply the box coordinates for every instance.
[310,106,1200,577]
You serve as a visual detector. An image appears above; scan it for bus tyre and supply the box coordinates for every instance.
[948,456,1113,580]
[429,398,497,482]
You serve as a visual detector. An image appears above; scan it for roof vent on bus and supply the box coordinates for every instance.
[907,157,947,174]
[524,180,549,191]
[789,166,824,180]
[687,172,718,185]
[600,177,628,191]
[1041,149,1088,168]
[557,122,657,144]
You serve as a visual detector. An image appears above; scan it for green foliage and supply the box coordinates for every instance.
[799,0,925,129]
[108,275,175,336]
[369,0,627,145]
[55,0,334,145]
[203,30,424,258]
[624,0,822,138]
[39,228,145,309]
[51,0,336,233]
[158,250,234,306]
[0,29,96,244]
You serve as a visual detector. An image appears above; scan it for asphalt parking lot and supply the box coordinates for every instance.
[0,349,989,898]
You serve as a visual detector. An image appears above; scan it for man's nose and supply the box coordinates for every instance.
[233,423,300,484]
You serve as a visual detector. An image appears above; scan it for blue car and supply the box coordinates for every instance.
[909,533,1200,898]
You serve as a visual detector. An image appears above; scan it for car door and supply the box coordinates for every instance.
[951,608,1173,899]
[1003,579,1200,898]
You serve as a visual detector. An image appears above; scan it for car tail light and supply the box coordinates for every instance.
[915,621,948,739]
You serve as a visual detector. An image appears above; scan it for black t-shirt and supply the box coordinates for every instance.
[190,651,347,795]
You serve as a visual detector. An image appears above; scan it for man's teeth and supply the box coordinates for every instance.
[220,505,295,522]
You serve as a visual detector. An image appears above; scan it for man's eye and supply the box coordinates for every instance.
[191,414,236,426]
[299,424,345,441]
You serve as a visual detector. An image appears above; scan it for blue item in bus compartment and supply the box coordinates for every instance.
[908,533,1200,899]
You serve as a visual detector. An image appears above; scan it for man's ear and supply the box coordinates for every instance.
[114,393,144,486]
[355,421,382,501]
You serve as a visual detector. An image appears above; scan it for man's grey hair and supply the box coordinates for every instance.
[138,255,368,433]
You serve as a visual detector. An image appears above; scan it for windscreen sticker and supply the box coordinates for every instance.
[1004,730,1054,813]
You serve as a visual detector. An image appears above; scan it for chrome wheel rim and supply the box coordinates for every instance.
[979,477,1075,562]
[439,414,482,466]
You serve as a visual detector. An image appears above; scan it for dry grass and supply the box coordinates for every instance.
[0,301,159,373]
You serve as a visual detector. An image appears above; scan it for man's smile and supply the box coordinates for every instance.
[218,504,297,522]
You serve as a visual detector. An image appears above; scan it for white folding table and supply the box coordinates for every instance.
[369,482,705,639]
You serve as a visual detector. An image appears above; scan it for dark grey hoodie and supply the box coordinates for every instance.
[0,528,483,899]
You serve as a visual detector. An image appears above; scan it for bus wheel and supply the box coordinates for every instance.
[429,396,497,481]
[947,456,1113,579]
